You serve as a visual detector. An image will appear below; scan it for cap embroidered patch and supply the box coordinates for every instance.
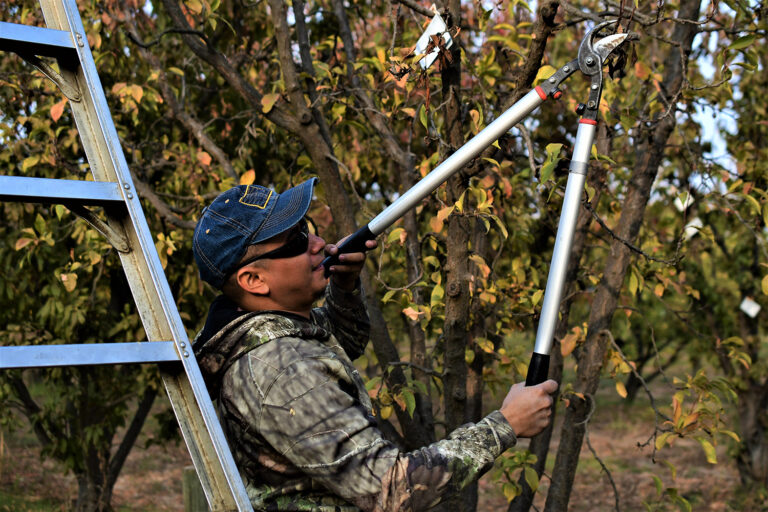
[239,186,273,209]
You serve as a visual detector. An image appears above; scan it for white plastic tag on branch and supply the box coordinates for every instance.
[683,217,703,240]
[740,297,761,318]
[414,6,453,70]
[674,192,694,212]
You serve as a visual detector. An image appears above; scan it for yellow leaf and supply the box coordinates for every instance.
[60,272,77,292]
[51,98,68,122]
[697,437,717,464]
[261,93,280,114]
[655,431,673,450]
[186,0,204,15]
[560,332,578,357]
[379,405,393,420]
[654,283,665,297]
[402,307,421,321]
[130,85,144,103]
[477,338,494,353]
[197,151,212,166]
[21,155,40,173]
[240,169,256,185]
[762,275,768,296]
[672,395,682,425]
[15,238,34,251]
[615,381,628,398]
[682,412,699,429]
[634,61,651,80]
[535,65,557,84]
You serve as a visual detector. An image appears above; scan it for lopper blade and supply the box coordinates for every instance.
[592,32,633,62]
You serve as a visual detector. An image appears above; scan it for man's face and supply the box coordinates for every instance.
[254,220,329,312]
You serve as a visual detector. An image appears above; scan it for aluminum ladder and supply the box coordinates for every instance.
[0,1,251,510]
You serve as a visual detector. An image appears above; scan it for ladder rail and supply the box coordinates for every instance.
[0,1,253,509]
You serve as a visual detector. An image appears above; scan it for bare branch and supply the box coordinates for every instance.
[583,200,683,266]
[395,0,437,18]
[132,174,197,230]
[159,0,298,130]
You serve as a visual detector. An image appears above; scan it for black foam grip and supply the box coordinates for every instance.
[525,352,550,386]
[322,224,375,277]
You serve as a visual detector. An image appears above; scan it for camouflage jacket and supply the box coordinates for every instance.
[193,283,517,511]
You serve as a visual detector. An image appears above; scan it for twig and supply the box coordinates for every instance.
[518,125,538,177]
[575,393,621,512]
[388,361,443,378]
[583,200,682,266]
[325,154,371,217]
[395,0,437,17]
[123,28,207,49]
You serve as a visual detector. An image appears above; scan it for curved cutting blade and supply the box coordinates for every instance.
[593,32,633,61]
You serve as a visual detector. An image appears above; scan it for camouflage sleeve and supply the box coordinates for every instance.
[249,338,517,512]
[311,279,370,360]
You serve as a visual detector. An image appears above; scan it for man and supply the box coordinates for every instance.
[192,178,558,511]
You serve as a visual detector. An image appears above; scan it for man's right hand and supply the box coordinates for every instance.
[500,380,558,437]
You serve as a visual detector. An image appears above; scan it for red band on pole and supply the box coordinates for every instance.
[535,86,547,101]
[579,118,598,125]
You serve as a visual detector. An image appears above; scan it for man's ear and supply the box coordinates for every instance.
[235,265,270,296]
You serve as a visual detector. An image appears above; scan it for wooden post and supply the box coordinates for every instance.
[183,465,210,512]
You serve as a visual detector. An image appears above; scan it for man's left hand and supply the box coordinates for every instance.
[324,238,378,291]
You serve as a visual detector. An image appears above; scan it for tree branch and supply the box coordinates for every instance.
[123,11,238,181]
[106,386,158,488]
[159,0,298,130]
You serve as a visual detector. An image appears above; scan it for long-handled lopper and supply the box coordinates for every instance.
[321,20,634,386]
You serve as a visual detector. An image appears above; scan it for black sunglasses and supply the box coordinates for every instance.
[234,219,310,273]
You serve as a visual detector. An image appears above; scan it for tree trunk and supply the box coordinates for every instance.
[736,380,768,485]
[510,139,609,512]
[543,2,701,509]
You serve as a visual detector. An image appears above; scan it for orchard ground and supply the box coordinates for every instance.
[0,377,742,512]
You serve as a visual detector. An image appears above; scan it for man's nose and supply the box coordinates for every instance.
[310,234,326,253]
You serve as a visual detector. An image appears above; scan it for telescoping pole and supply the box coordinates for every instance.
[524,118,598,386]
[321,88,547,275]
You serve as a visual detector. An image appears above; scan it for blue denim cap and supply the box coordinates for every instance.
[193,178,318,288]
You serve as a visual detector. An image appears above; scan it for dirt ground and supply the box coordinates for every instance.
[0,393,744,512]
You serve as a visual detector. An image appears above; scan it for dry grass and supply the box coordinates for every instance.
[0,392,746,512]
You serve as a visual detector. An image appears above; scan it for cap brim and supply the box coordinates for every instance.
[253,177,318,243]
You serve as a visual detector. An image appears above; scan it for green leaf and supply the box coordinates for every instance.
[430,284,444,308]
[743,193,761,215]
[502,482,520,501]
[695,437,717,464]
[531,289,544,306]
[419,105,428,129]
[655,431,673,450]
[524,466,539,492]
[628,271,639,296]
[762,275,768,296]
[539,143,563,183]
[34,213,46,235]
[402,389,416,417]
[729,34,756,50]
[387,227,405,244]
[651,475,663,496]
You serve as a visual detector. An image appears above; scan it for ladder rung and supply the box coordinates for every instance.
[0,176,125,206]
[0,342,180,369]
[0,21,77,60]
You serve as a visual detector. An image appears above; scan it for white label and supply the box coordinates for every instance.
[740,297,761,318]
